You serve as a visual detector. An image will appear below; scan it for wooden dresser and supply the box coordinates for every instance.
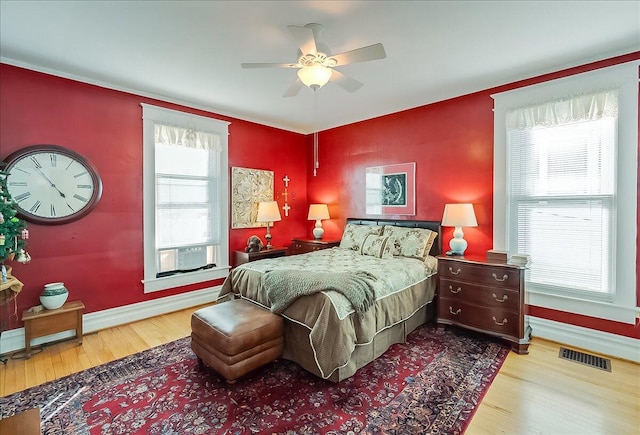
[437,255,531,354]
[289,238,340,255]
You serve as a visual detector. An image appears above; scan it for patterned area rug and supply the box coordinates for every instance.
[1,324,508,434]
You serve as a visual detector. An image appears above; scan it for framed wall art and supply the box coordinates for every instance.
[365,162,415,215]
[231,167,274,228]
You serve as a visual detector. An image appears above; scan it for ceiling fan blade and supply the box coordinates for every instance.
[283,78,304,98]
[287,25,317,55]
[330,43,386,66]
[241,62,300,69]
[330,69,363,93]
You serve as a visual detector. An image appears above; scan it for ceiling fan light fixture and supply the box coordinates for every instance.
[297,65,332,89]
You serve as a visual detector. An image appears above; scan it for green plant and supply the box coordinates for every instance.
[0,166,29,265]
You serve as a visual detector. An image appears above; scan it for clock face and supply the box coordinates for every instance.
[4,145,103,225]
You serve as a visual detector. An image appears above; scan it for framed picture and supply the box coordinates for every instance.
[366,162,415,215]
[231,167,274,228]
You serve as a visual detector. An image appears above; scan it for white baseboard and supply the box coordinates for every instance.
[528,315,640,363]
[0,286,220,356]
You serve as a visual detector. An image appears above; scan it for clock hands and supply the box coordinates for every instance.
[34,166,67,198]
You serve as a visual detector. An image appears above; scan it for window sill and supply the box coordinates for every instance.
[142,265,230,293]
[527,288,639,325]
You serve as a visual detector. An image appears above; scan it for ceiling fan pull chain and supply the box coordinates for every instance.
[313,88,319,176]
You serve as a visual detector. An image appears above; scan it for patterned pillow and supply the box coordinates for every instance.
[382,226,437,260]
[360,234,395,259]
[339,224,383,251]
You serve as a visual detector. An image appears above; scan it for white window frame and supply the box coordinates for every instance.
[492,61,639,324]
[141,104,230,293]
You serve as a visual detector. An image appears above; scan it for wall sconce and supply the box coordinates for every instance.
[256,201,282,249]
[441,203,478,256]
[307,204,330,240]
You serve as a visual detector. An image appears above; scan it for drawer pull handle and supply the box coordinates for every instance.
[449,307,461,315]
[449,267,461,275]
[492,316,508,326]
[492,273,508,282]
[492,293,508,303]
[449,285,462,294]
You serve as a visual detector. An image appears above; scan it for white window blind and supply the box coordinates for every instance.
[154,124,221,276]
[507,90,617,299]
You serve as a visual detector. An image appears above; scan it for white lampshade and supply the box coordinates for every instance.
[441,203,477,256]
[256,201,281,249]
[441,203,478,228]
[297,65,332,89]
[307,204,330,221]
[256,201,282,223]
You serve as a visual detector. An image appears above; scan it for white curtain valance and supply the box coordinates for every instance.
[154,123,221,152]
[506,90,618,130]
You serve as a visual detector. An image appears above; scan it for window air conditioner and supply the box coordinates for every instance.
[177,246,208,270]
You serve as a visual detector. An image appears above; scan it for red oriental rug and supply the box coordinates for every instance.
[0,324,508,434]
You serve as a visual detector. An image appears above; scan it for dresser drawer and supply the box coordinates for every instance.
[440,279,520,311]
[439,298,520,336]
[439,261,521,289]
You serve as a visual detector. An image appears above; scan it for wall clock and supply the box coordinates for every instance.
[3,144,103,225]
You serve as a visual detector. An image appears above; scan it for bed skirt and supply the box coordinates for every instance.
[281,301,436,382]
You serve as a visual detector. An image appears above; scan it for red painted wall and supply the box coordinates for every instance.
[0,64,308,330]
[308,52,640,339]
[2,52,638,341]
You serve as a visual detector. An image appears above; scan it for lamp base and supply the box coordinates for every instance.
[448,226,468,256]
[445,250,464,256]
[312,220,324,240]
[312,228,324,240]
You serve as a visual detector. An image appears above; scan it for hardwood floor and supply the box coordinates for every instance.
[1,305,638,434]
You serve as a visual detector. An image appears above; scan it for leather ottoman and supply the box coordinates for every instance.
[190,299,284,383]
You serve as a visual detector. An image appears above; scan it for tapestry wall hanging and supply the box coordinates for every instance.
[365,162,416,215]
[231,167,274,228]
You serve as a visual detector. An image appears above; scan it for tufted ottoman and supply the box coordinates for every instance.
[190,298,284,383]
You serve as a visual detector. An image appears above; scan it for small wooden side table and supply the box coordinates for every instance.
[21,300,84,359]
[233,247,288,267]
[289,238,341,255]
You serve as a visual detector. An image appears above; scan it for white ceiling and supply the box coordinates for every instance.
[1,1,638,134]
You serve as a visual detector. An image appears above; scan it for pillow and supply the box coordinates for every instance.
[339,224,383,251]
[360,234,394,259]
[382,226,437,260]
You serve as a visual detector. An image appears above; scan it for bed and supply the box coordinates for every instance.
[218,218,441,382]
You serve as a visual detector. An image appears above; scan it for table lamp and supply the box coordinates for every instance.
[441,203,477,256]
[307,204,330,240]
[256,201,282,249]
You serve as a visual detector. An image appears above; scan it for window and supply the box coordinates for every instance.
[508,90,616,299]
[142,104,230,293]
[492,62,638,324]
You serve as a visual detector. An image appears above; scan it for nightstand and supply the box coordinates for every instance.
[437,255,531,354]
[289,238,341,255]
[233,247,288,267]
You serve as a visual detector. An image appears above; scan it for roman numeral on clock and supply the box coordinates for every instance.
[73,194,88,203]
[29,156,42,168]
[14,192,31,202]
[30,200,42,213]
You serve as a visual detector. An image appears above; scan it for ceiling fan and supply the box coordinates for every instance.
[241,23,386,97]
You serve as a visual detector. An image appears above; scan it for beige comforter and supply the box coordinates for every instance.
[218,248,437,379]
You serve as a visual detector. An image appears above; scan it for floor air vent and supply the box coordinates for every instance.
[559,347,611,372]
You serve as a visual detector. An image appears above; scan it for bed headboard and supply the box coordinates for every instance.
[346,218,442,257]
